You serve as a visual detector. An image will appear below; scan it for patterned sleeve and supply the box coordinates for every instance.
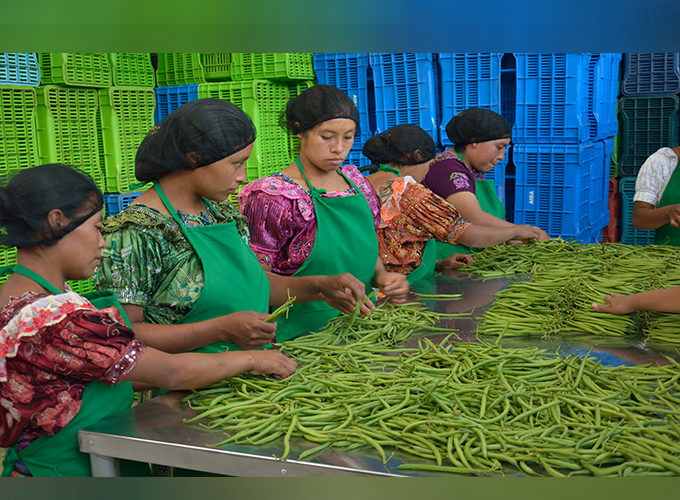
[422,156,476,200]
[344,165,382,231]
[634,148,678,206]
[239,180,296,268]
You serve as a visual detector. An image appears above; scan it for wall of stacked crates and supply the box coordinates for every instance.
[1,53,679,291]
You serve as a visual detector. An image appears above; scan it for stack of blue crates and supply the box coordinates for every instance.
[512,53,621,243]
[617,53,680,246]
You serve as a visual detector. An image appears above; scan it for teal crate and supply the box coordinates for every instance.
[201,53,232,81]
[156,53,206,86]
[0,86,39,178]
[619,176,656,246]
[39,53,112,88]
[109,53,155,87]
[0,53,40,86]
[98,87,156,193]
[231,53,315,81]
[36,86,105,191]
[286,80,317,159]
[197,81,291,181]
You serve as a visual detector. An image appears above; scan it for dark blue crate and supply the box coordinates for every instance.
[313,54,372,150]
[619,176,656,246]
[154,84,199,125]
[438,53,503,148]
[589,53,622,141]
[621,53,680,96]
[0,53,40,87]
[500,53,517,128]
[513,142,607,243]
[104,192,144,218]
[369,53,440,147]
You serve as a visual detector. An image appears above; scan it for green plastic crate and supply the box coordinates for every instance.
[197,81,291,181]
[201,53,232,81]
[0,86,39,179]
[109,53,155,88]
[39,53,112,88]
[66,277,96,295]
[610,133,620,177]
[0,246,17,285]
[286,80,317,160]
[156,53,206,87]
[231,53,315,82]
[98,87,156,193]
[36,86,105,191]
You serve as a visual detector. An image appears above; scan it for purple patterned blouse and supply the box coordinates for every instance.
[422,151,487,200]
[238,165,381,275]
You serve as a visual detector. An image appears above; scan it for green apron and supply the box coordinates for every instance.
[153,182,270,353]
[0,265,137,477]
[655,165,680,246]
[275,158,378,342]
[436,177,506,259]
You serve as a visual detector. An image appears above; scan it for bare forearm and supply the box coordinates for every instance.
[466,209,512,228]
[267,272,323,305]
[457,224,521,248]
[130,320,219,354]
[624,287,680,313]
[633,204,674,230]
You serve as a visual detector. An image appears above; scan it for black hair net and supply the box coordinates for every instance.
[135,98,256,182]
[362,124,437,165]
[281,84,360,135]
[445,107,512,146]
[0,164,103,248]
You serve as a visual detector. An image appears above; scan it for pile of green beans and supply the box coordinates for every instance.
[184,337,680,477]
[468,241,680,344]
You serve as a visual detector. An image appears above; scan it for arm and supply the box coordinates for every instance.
[435,254,474,272]
[373,258,410,302]
[591,287,680,314]
[122,304,276,353]
[457,223,543,248]
[445,191,513,228]
[632,201,680,230]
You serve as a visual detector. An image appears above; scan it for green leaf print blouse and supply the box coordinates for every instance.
[94,200,251,325]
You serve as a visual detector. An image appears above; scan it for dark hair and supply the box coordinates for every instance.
[362,124,437,166]
[0,164,104,248]
[135,98,256,182]
[445,107,512,151]
[281,84,360,135]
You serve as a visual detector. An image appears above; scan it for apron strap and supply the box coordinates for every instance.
[377,164,402,176]
[4,265,64,295]
[295,157,328,198]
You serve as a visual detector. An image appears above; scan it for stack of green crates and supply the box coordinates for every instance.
[156,53,206,86]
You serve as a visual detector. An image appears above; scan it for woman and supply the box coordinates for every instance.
[0,164,297,477]
[95,98,373,354]
[363,124,545,284]
[592,287,680,314]
[239,85,409,341]
[632,145,680,245]
[422,108,550,259]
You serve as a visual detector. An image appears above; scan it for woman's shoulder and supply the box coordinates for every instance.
[431,151,467,171]
[239,173,310,203]
[101,203,175,234]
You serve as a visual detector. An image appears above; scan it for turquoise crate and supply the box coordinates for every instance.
[36,86,105,191]
[39,53,112,88]
[197,81,291,181]
[156,53,206,86]
[0,53,40,86]
[98,87,156,193]
[109,53,155,87]
[201,53,232,81]
[622,53,680,96]
[0,86,39,178]
[231,53,315,81]
[619,176,656,246]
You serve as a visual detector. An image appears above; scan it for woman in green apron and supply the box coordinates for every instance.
[631,146,680,245]
[363,124,545,285]
[95,98,373,355]
[239,85,410,341]
[0,164,297,477]
[422,108,550,259]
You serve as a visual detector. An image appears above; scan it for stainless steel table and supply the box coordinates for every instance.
[79,271,676,477]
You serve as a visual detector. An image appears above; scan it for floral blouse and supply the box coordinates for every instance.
[378,176,471,273]
[0,291,144,447]
[94,200,250,325]
[238,165,381,275]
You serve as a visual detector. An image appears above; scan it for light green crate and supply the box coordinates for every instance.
[201,53,232,81]
[156,53,206,87]
[0,86,39,179]
[0,246,18,286]
[231,53,315,82]
[39,53,112,88]
[35,85,105,191]
[109,53,155,87]
[66,277,96,295]
[286,80,317,161]
[98,87,156,193]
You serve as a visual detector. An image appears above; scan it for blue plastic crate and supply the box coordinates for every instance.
[513,142,607,243]
[313,53,372,150]
[587,139,613,235]
[154,84,199,125]
[619,176,656,246]
[104,192,144,218]
[589,53,622,141]
[0,53,40,87]
[369,53,440,147]
[621,53,680,96]
[438,53,503,148]
[500,53,517,128]
[342,149,372,170]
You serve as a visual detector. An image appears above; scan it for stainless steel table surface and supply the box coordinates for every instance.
[79,271,677,477]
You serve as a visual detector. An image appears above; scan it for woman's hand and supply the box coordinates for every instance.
[435,253,474,272]
[217,311,277,350]
[512,225,544,243]
[316,273,375,316]
[375,270,410,303]
[248,350,298,380]
[592,294,636,315]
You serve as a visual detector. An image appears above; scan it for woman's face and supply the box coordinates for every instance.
[59,209,106,281]
[466,138,511,173]
[193,143,253,201]
[299,119,356,172]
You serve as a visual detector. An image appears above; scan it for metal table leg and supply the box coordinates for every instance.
[89,454,121,477]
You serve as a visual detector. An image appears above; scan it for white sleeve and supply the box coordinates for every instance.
[633,148,679,206]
